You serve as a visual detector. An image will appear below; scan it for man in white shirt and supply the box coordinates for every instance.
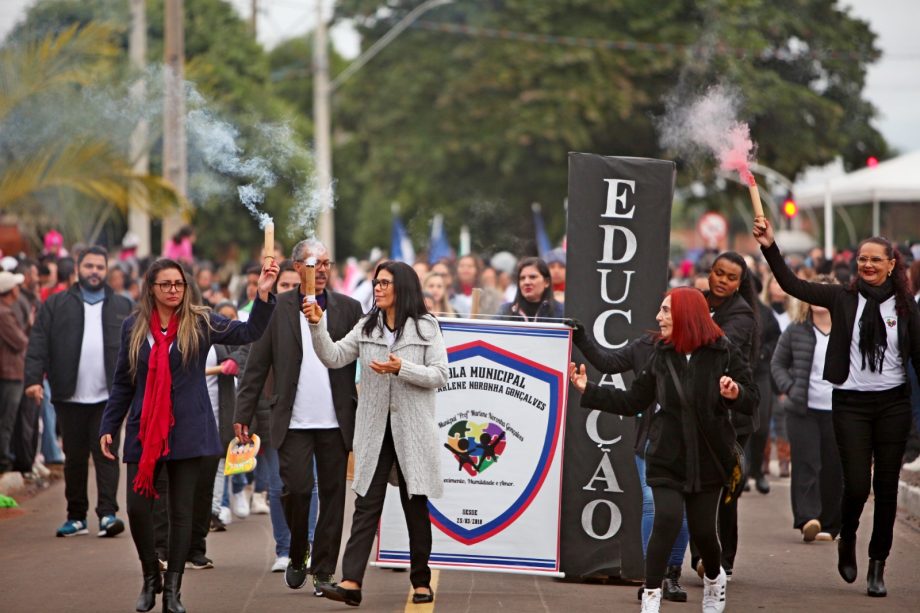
[24,246,133,538]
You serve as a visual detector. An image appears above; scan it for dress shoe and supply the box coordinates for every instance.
[135,559,162,612]
[867,559,887,597]
[837,538,857,583]
[412,588,435,604]
[754,475,770,494]
[662,565,687,602]
[321,584,362,607]
[162,571,186,613]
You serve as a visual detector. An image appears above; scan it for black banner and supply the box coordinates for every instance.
[560,153,675,579]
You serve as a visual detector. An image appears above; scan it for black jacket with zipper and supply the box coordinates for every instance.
[706,290,759,434]
[580,336,758,493]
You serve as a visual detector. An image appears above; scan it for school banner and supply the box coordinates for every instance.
[376,318,571,575]
[561,153,675,579]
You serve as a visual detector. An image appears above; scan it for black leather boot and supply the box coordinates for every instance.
[867,559,887,597]
[662,565,688,602]
[837,538,857,583]
[162,571,186,613]
[135,559,162,612]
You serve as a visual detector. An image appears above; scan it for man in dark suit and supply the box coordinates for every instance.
[234,239,362,595]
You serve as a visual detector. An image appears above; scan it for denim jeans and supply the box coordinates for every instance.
[260,446,291,557]
[40,380,64,463]
[635,453,689,566]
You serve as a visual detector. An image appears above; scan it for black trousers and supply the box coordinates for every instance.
[717,433,750,570]
[786,409,842,536]
[188,456,220,560]
[647,487,722,588]
[341,419,432,589]
[278,428,348,573]
[152,470,169,561]
[746,370,774,479]
[55,401,120,521]
[126,458,201,574]
[833,385,911,560]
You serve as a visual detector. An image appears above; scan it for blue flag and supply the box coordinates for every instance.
[428,214,452,265]
[532,202,552,258]
[390,208,415,264]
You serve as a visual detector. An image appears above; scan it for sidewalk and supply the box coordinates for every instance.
[1,466,919,612]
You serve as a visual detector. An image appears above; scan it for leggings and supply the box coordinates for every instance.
[647,487,722,589]
[833,384,911,560]
[126,458,202,573]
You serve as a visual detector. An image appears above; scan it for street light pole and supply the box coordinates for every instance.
[313,0,454,258]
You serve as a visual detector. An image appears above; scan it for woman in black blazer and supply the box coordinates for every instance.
[100,258,277,613]
[755,218,920,598]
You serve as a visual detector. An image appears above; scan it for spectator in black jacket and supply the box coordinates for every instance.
[24,246,133,538]
[497,257,564,322]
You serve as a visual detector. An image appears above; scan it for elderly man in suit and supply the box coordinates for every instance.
[234,239,363,596]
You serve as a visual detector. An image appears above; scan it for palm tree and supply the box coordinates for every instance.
[0,22,186,246]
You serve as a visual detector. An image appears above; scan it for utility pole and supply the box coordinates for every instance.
[128,0,151,257]
[250,0,258,37]
[313,0,334,255]
[162,0,187,250]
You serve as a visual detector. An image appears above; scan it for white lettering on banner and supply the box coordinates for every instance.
[581,499,623,540]
[602,179,637,219]
[598,269,635,305]
[582,451,624,493]
[592,309,632,349]
[585,410,623,448]
[598,225,637,264]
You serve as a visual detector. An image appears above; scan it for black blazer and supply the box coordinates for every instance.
[762,242,920,385]
[706,290,758,434]
[25,285,133,399]
[234,289,363,451]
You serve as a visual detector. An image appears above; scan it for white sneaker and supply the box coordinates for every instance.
[641,587,662,613]
[271,555,290,573]
[218,505,233,526]
[33,461,51,478]
[251,491,270,515]
[702,567,727,613]
[231,490,250,518]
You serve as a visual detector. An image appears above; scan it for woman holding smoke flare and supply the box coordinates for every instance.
[754,217,920,598]
[100,257,277,613]
[569,287,758,613]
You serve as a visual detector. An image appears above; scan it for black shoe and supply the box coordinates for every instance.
[209,513,226,532]
[837,538,857,583]
[135,559,162,612]
[412,588,434,604]
[162,571,186,613]
[313,573,336,597]
[185,554,214,570]
[662,565,688,602]
[755,475,771,494]
[284,558,308,590]
[637,584,644,601]
[320,584,362,606]
[867,559,887,597]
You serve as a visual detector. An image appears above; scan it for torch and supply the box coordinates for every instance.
[300,256,317,306]
[746,174,765,219]
[263,221,275,263]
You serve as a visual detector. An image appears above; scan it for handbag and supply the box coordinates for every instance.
[665,357,745,504]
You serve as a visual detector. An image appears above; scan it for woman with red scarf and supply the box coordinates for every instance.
[100,258,277,613]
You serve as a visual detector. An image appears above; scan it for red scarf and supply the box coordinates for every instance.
[133,314,179,498]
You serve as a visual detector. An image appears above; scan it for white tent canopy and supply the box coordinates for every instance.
[795,150,920,207]
[792,150,920,253]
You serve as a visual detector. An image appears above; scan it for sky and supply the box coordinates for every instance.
[0,0,918,155]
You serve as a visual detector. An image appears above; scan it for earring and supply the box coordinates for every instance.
[888,270,892,277]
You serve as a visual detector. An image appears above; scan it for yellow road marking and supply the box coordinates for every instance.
[403,568,439,612]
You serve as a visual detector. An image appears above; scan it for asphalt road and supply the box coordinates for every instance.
[1,470,918,612]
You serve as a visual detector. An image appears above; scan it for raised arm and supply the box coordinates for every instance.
[755,218,838,309]
[572,320,647,374]
[310,314,362,370]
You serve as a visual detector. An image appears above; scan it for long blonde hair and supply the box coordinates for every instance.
[128,259,212,379]
[788,274,838,324]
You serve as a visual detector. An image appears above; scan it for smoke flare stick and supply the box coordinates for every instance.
[747,177,765,219]
[301,256,317,305]
[263,222,274,262]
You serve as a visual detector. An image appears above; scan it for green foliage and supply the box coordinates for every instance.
[326,0,887,258]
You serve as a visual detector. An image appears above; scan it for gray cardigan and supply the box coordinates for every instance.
[310,313,448,498]
[770,319,825,416]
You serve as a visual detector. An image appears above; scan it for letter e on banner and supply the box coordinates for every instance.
[602,179,637,218]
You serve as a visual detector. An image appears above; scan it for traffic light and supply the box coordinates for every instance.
[867,156,879,168]
[782,192,797,219]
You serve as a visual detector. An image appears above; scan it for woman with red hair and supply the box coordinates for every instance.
[570,287,758,613]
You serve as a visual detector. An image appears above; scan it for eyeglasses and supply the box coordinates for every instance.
[371,279,393,290]
[152,281,187,292]
[856,256,890,265]
[300,259,334,270]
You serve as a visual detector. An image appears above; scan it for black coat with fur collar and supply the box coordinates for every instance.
[580,336,757,493]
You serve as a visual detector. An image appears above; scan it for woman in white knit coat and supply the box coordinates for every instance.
[305,260,447,607]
